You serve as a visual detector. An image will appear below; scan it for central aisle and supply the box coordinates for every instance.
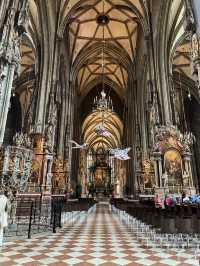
[0,203,197,266]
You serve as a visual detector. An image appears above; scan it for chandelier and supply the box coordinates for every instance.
[93,90,113,112]
[93,0,113,113]
[92,0,113,137]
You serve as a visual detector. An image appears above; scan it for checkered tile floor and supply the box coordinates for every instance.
[0,203,198,265]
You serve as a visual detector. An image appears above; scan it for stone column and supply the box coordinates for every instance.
[0,64,16,144]
[125,78,137,197]
[152,156,159,187]
[32,1,58,134]
[57,59,70,157]
[153,152,163,187]
[65,84,75,189]
[191,33,200,91]
[0,1,9,28]
[0,0,28,145]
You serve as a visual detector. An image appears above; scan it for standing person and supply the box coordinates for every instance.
[0,192,8,248]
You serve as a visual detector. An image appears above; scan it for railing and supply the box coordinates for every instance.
[4,197,97,241]
[5,196,52,240]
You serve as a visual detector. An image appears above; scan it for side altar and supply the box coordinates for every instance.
[151,125,196,196]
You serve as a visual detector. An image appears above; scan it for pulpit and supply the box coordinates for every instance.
[0,132,33,192]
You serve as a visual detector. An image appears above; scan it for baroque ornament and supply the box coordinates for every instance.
[13,132,32,148]
[0,145,33,192]
[0,0,29,144]
[153,125,195,153]
[52,157,65,191]
[142,159,154,186]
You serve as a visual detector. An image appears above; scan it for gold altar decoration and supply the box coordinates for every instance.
[164,149,182,186]
[52,157,65,192]
[32,133,45,154]
[141,159,154,188]
[94,166,107,186]
[153,125,194,154]
[152,125,195,193]
[29,134,45,185]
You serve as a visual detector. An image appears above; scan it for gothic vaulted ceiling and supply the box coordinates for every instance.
[82,109,123,150]
[168,0,193,81]
[59,0,147,98]
[60,0,147,150]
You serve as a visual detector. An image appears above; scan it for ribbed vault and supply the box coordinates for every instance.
[61,0,147,99]
[82,109,123,151]
[20,34,35,77]
[167,0,193,81]
[72,41,134,100]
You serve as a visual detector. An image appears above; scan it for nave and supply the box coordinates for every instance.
[0,203,198,266]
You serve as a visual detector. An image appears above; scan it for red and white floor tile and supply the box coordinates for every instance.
[0,203,198,266]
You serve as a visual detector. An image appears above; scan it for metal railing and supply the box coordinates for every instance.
[4,197,97,240]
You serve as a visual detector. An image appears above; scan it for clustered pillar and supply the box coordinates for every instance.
[0,0,28,145]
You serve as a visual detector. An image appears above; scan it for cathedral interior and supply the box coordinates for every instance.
[1,0,200,265]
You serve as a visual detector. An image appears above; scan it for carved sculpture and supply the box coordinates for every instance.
[28,133,54,192]
[0,0,29,145]
[153,125,195,153]
[141,159,154,188]
[152,125,195,192]
[162,172,168,187]
[52,157,65,192]
[30,134,44,186]
[191,33,200,92]
[191,33,200,60]
[45,92,57,153]
[0,132,33,192]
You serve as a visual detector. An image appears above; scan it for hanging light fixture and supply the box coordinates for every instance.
[93,0,112,137]
[93,0,113,113]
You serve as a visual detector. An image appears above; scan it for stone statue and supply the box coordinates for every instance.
[191,33,199,59]
[183,171,189,187]
[46,172,52,187]
[45,123,54,153]
[45,92,57,153]
[162,172,168,187]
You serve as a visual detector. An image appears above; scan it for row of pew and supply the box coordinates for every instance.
[111,198,200,233]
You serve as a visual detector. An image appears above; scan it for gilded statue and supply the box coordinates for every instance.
[52,157,65,191]
[142,159,154,187]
